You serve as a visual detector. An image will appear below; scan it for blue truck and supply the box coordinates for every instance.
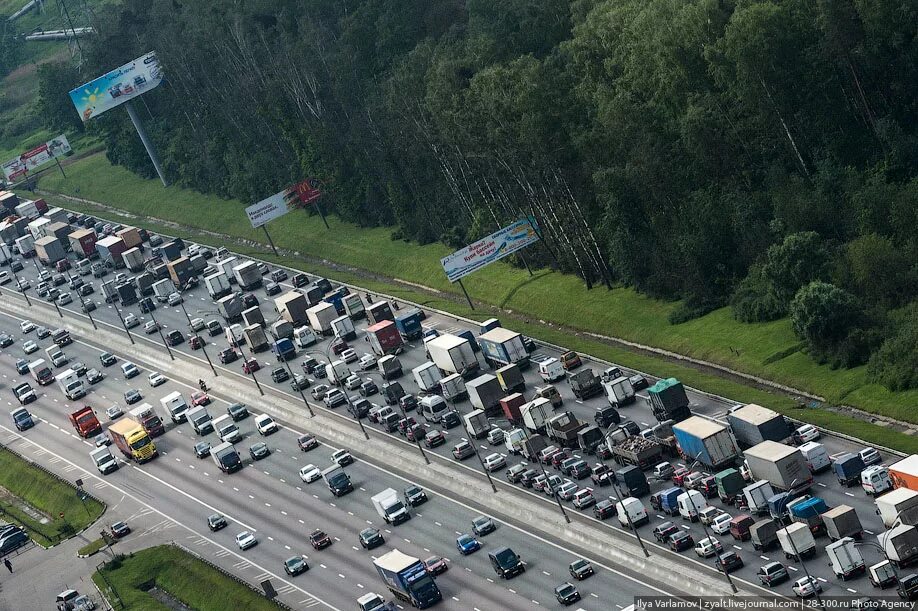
[272,338,296,362]
[833,453,866,487]
[788,496,829,536]
[456,329,480,352]
[395,309,423,341]
[660,487,683,516]
[374,549,442,609]
[324,288,348,315]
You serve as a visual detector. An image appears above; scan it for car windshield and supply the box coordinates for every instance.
[558,585,575,596]
[130,437,152,450]
[571,560,588,571]
[495,549,518,567]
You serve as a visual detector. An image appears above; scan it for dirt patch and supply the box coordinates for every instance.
[147,586,194,611]
[0,484,51,524]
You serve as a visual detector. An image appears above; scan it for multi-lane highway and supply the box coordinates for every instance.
[0,221,906,606]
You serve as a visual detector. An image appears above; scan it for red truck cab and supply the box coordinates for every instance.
[69,406,102,438]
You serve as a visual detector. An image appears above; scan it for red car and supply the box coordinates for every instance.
[190,391,210,406]
[242,358,260,374]
[424,556,448,576]
[297,434,319,452]
[542,449,564,466]
[672,467,690,486]
[188,335,204,350]
[397,417,417,435]
[551,449,573,469]
[331,338,349,355]
[309,529,332,550]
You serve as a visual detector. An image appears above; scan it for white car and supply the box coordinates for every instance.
[483,453,506,472]
[794,424,820,443]
[311,384,330,400]
[255,414,278,435]
[344,374,362,390]
[694,536,723,558]
[57,293,73,305]
[20,320,35,334]
[0,271,9,285]
[792,576,822,598]
[22,340,38,354]
[189,318,205,332]
[341,348,357,364]
[121,362,140,378]
[710,512,733,535]
[859,447,882,466]
[359,354,377,370]
[148,372,166,387]
[167,292,183,306]
[557,480,578,501]
[106,405,124,420]
[235,531,258,550]
[299,464,322,483]
[16,278,30,290]
[123,313,140,328]
[331,449,353,467]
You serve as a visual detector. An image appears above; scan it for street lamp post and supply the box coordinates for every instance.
[519,425,570,524]
[612,479,650,557]
[444,393,497,493]
[307,345,369,440]
[177,300,217,376]
[147,310,174,361]
[687,460,738,593]
[113,306,136,344]
[199,309,264,396]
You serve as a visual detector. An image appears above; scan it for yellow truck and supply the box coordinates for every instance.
[108,418,157,463]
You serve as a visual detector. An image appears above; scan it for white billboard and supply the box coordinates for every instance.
[68,52,164,122]
[440,217,541,282]
[2,135,72,182]
[245,180,324,228]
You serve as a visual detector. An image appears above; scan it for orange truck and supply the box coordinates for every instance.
[69,406,102,438]
[889,455,918,491]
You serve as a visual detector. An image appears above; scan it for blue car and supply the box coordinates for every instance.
[456,534,481,555]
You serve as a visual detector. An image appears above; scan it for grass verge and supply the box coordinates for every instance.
[0,446,105,544]
[92,546,288,611]
[78,537,108,557]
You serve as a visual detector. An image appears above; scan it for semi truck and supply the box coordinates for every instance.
[109,418,157,462]
[478,328,529,370]
[371,488,411,525]
[394,309,423,341]
[68,229,97,258]
[276,291,310,326]
[603,376,636,407]
[160,391,190,424]
[427,334,478,378]
[743,441,812,492]
[672,416,739,471]
[373,549,442,609]
[322,465,354,497]
[232,261,262,290]
[55,368,86,400]
[368,321,403,356]
[569,369,602,400]
[727,404,792,448]
[128,403,165,437]
[35,236,65,265]
[545,411,586,448]
[68,406,102,438]
[467,374,503,416]
[211,441,242,473]
[647,378,691,423]
[28,359,53,385]
[307,302,338,336]
[823,505,864,541]
[243,324,269,352]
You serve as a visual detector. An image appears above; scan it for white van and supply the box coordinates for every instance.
[420,395,448,423]
[212,414,241,443]
[538,358,564,383]
[616,497,648,528]
[226,324,245,346]
[326,360,350,385]
[799,441,831,473]
[293,325,318,348]
[677,490,708,522]
[861,466,893,496]
[160,391,189,423]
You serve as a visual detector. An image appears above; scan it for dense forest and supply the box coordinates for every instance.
[38,0,918,389]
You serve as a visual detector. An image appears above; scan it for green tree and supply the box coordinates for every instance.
[36,62,84,133]
[762,231,831,303]
[843,234,918,307]
[868,305,918,391]
[790,281,861,355]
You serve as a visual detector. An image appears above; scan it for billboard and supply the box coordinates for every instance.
[245,179,323,228]
[68,51,164,122]
[2,135,72,182]
[440,217,541,283]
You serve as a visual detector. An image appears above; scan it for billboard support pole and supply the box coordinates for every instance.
[53,155,66,178]
[261,226,279,257]
[125,101,168,187]
[313,198,330,229]
[457,279,474,310]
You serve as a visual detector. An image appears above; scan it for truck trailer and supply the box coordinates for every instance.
[373,549,442,609]
[478,328,529,370]
[672,416,739,471]
[743,440,812,492]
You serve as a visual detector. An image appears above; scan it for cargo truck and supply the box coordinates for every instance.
[204,272,231,299]
[545,411,586,449]
[217,293,243,322]
[68,229,97,258]
[715,468,746,504]
[834,453,866,487]
[28,359,53,385]
[612,437,664,470]
[603,376,636,407]
[647,378,691,423]
[439,373,466,401]
[522,434,549,461]
[877,488,918,528]
[522,398,553,433]
[109,418,157,462]
[275,291,309,326]
[242,306,265,328]
[504,428,526,455]
[90,447,119,475]
[616,465,650,497]
[167,256,194,288]
[672,417,739,471]
[569,369,602,400]
[272,338,296,362]
[212,414,241,443]
[324,289,346,315]
[35,236,65,265]
[211,441,242,473]
[750,520,779,551]
[727,404,792,448]
[186,405,214,435]
[577,425,604,454]
[122,247,144,272]
[878,524,918,568]
[270,320,293,341]
[243,324,269,352]
[368,321,403,356]
[412,362,441,393]
[152,278,172,302]
[374,549,442,609]
[116,282,137,305]
[500,393,525,423]
[890,455,918,491]
[96,235,127,267]
[778,522,817,561]
[134,272,155,296]
[46,221,71,243]
[56,368,86,400]
[394,309,423,341]
[331,315,356,341]
[823,505,863,541]
[15,234,34,257]
[116,227,142,249]
[378,355,402,380]
[787,496,829,536]
[160,391,190,424]
[343,293,366,319]
[743,480,776,516]
[367,301,394,325]
[232,261,261,290]
[464,409,490,439]
[467,374,503,416]
[371,488,411,525]
[68,406,101,438]
[214,256,236,279]
[322,465,354,497]
[479,328,529,370]
[869,560,898,589]
[744,441,812,492]
[128,403,165,438]
[496,364,524,394]
[427,335,478,378]
[827,537,866,580]
[307,302,338,336]
[101,280,117,303]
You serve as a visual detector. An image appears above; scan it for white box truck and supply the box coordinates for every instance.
[440,373,466,401]
[603,376,636,407]
[427,335,478,378]
[464,409,490,439]
[160,391,189,423]
[212,414,241,443]
[412,361,441,393]
[55,368,85,400]
[777,522,816,560]
[522,398,552,433]
[307,302,338,336]
[371,488,411,525]
[204,272,231,299]
[877,488,918,528]
[826,537,866,580]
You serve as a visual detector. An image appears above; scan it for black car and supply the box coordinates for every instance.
[569,559,594,581]
[654,522,680,543]
[249,442,271,461]
[312,277,332,294]
[311,361,327,378]
[78,284,94,297]
[309,529,332,550]
[15,359,29,375]
[219,348,238,364]
[0,334,13,348]
[472,516,496,536]
[71,362,87,376]
[265,281,282,296]
[358,527,385,550]
[593,499,616,520]
[555,583,581,606]
[359,380,378,397]
[519,469,539,488]
[301,357,320,375]
[399,394,418,412]
[100,352,117,366]
[207,514,227,531]
[716,551,744,573]
[271,367,290,383]
[297,434,319,451]
[207,320,223,336]
[124,389,142,405]
[241,293,259,309]
[139,297,156,313]
[629,374,649,390]
[284,555,309,576]
[292,273,309,288]
[441,410,461,429]
[270,269,288,282]
[404,485,428,507]
[194,442,211,458]
[227,403,249,421]
[290,374,311,391]
[347,397,370,419]
[165,330,184,346]
[669,530,694,552]
[620,420,641,436]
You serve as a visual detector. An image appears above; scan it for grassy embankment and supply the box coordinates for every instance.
[0,446,105,544]
[33,152,918,453]
[93,545,288,610]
